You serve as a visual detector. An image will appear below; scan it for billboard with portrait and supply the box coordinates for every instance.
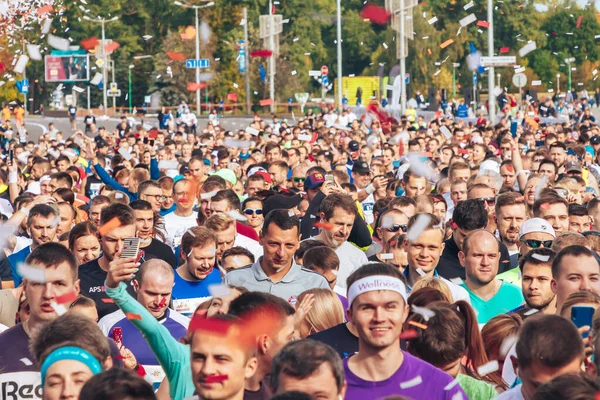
[44,55,90,82]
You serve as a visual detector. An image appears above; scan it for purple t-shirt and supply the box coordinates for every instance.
[344,351,467,400]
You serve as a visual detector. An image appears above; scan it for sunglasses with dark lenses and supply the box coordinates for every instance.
[479,197,496,206]
[522,239,553,249]
[293,177,306,183]
[385,224,408,233]
[243,208,263,215]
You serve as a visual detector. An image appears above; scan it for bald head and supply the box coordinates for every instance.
[462,229,499,256]
[136,259,174,287]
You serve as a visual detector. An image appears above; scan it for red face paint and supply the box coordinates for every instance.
[203,375,228,384]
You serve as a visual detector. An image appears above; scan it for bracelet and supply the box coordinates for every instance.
[365,184,376,195]
[8,171,17,184]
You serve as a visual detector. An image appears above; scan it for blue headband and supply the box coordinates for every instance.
[41,346,102,386]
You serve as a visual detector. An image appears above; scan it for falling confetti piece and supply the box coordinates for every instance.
[408,321,428,330]
[477,360,499,376]
[428,16,438,25]
[200,190,218,200]
[99,217,122,236]
[380,253,394,260]
[477,20,490,28]
[440,39,454,49]
[459,14,477,27]
[208,284,231,297]
[101,298,114,303]
[499,335,518,358]
[314,221,334,231]
[500,47,510,53]
[576,15,583,28]
[14,55,29,74]
[531,253,550,262]
[399,329,419,340]
[444,379,460,390]
[411,304,435,321]
[204,375,229,383]
[55,290,78,304]
[48,34,70,51]
[227,210,248,222]
[51,302,68,316]
[416,268,426,277]
[519,41,537,57]
[125,312,142,321]
[20,358,33,366]
[105,41,120,53]
[400,376,423,389]
[406,214,432,242]
[17,263,46,283]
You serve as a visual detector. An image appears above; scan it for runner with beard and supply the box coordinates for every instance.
[495,192,527,269]
[171,226,222,316]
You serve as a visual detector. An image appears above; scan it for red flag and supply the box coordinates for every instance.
[227,93,238,101]
[476,20,490,28]
[360,4,391,25]
[259,98,274,106]
[81,37,99,51]
[104,41,120,53]
[167,52,186,61]
[500,47,510,54]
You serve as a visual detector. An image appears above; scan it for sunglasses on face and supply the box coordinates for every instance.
[478,197,496,207]
[244,208,263,215]
[385,224,408,233]
[522,239,553,249]
[293,177,306,183]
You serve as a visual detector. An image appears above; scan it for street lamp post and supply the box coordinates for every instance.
[336,0,342,111]
[452,63,460,98]
[128,64,134,114]
[174,1,214,116]
[84,15,118,117]
[487,0,496,124]
[556,73,561,93]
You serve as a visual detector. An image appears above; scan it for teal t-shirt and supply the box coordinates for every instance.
[460,280,524,324]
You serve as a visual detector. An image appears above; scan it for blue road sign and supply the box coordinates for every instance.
[473,72,478,85]
[186,59,197,68]
[322,76,329,86]
[198,59,210,68]
[405,74,410,84]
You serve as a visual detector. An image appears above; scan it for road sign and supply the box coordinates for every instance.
[512,73,527,88]
[321,65,328,76]
[322,76,329,86]
[110,82,117,91]
[107,89,121,97]
[308,70,321,77]
[473,72,478,85]
[405,73,410,84]
[480,56,517,67]
[186,59,210,69]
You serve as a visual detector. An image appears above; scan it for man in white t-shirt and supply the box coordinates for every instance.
[314,193,368,288]
[164,179,198,249]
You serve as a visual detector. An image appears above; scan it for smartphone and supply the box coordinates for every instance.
[112,327,123,343]
[325,174,334,183]
[120,237,140,259]
[149,140,155,147]
[510,121,518,137]
[571,305,595,338]
[143,137,148,145]
[535,140,545,147]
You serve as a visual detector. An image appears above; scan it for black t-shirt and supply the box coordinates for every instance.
[78,258,136,319]
[142,239,177,268]
[0,256,12,283]
[243,379,272,400]
[84,174,103,199]
[309,323,358,359]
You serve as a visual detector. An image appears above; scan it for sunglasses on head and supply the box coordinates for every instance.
[293,177,306,183]
[385,224,408,233]
[522,239,553,249]
[243,208,263,215]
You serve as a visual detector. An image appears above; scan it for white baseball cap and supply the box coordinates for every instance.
[518,218,556,239]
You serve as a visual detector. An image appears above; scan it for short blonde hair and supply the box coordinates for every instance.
[297,289,345,336]
[205,212,235,233]
[412,277,453,302]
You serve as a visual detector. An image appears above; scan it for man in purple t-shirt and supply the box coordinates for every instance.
[0,243,81,399]
[343,263,467,400]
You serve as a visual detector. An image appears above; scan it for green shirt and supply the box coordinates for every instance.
[460,280,524,324]
[456,373,497,400]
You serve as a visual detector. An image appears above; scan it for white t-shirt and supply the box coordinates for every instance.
[335,241,369,289]
[164,212,198,249]
[234,234,263,260]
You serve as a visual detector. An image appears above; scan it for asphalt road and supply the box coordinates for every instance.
[22,115,255,142]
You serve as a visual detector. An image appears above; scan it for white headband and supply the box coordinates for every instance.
[347,276,408,306]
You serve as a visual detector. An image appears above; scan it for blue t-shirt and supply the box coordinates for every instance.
[171,268,222,316]
[460,280,524,324]
[9,245,31,287]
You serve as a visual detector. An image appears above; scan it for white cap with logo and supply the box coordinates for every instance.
[518,217,556,240]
